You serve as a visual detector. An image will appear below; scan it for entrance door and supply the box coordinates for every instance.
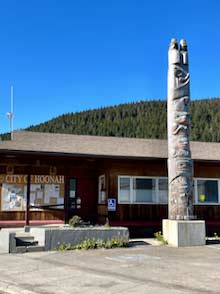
[66,178,77,222]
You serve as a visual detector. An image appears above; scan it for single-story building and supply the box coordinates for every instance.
[0,131,220,236]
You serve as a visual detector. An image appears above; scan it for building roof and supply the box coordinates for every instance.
[0,131,219,161]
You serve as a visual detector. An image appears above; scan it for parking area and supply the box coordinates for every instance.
[0,241,220,294]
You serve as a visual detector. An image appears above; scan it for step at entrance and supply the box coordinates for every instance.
[14,232,45,253]
[16,245,45,253]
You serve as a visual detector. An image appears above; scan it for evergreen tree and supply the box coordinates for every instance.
[1,98,220,142]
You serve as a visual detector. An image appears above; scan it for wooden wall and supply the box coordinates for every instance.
[97,158,168,222]
[0,154,98,222]
[2,153,220,225]
[98,159,220,223]
[114,204,168,221]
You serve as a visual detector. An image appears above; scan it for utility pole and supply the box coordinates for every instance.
[6,85,14,140]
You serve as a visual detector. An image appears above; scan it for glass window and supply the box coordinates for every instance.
[118,176,220,205]
[69,179,76,198]
[158,178,168,203]
[98,175,106,204]
[118,176,169,204]
[119,177,131,203]
[133,178,156,203]
[1,183,26,211]
[197,179,218,203]
[1,175,65,211]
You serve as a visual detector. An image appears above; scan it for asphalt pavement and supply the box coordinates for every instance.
[0,239,220,294]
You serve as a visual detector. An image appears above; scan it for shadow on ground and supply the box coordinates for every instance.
[128,240,151,247]
[206,239,220,245]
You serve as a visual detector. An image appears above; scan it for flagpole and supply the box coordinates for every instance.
[11,85,14,140]
[6,86,14,140]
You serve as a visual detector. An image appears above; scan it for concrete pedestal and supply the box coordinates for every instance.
[163,219,206,247]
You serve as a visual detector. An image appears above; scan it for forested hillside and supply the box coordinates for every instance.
[1,98,220,142]
[27,100,167,139]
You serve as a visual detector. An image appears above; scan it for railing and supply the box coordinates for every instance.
[29,204,64,211]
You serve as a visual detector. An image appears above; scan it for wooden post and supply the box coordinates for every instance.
[167,39,193,220]
[64,176,68,224]
[25,174,31,226]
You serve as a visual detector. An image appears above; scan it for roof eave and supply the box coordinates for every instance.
[0,149,167,161]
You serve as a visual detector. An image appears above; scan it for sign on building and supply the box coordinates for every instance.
[108,198,116,211]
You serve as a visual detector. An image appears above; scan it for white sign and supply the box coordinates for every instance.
[0,175,64,184]
[108,198,116,211]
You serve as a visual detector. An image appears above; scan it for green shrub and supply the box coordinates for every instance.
[154,231,168,245]
[213,232,219,240]
[96,239,105,248]
[59,243,72,251]
[69,215,83,227]
[80,239,96,249]
[104,238,127,249]
[58,237,128,251]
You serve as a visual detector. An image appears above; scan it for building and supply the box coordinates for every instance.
[0,131,220,236]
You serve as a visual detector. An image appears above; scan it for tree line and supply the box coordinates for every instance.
[1,98,220,142]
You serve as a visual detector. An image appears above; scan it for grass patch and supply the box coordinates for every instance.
[58,238,128,251]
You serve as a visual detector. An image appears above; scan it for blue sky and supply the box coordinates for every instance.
[1,0,220,133]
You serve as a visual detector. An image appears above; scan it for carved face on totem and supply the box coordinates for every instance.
[175,111,189,125]
[173,96,189,112]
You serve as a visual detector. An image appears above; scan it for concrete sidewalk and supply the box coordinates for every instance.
[0,241,220,294]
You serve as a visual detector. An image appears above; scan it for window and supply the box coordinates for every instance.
[1,183,26,211]
[119,177,131,203]
[98,175,106,204]
[118,176,168,204]
[133,178,156,203]
[1,175,65,211]
[118,176,220,205]
[158,178,168,203]
[195,178,219,204]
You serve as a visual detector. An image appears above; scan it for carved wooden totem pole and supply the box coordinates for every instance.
[167,39,193,220]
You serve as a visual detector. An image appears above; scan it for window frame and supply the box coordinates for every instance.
[118,176,220,205]
[194,177,220,205]
[117,176,132,204]
[118,175,168,204]
[157,177,169,204]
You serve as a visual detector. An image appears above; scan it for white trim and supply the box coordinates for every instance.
[194,179,198,204]
[195,177,220,181]
[129,177,133,203]
[155,177,159,204]
[118,175,168,204]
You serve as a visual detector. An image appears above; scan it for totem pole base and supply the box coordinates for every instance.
[162,219,206,247]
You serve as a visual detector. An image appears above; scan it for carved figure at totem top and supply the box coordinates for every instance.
[167,39,193,220]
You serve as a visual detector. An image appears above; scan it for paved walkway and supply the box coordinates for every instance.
[0,240,220,294]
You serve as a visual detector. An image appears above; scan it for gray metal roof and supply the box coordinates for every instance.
[0,131,219,161]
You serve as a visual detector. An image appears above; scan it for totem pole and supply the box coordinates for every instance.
[167,39,193,220]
